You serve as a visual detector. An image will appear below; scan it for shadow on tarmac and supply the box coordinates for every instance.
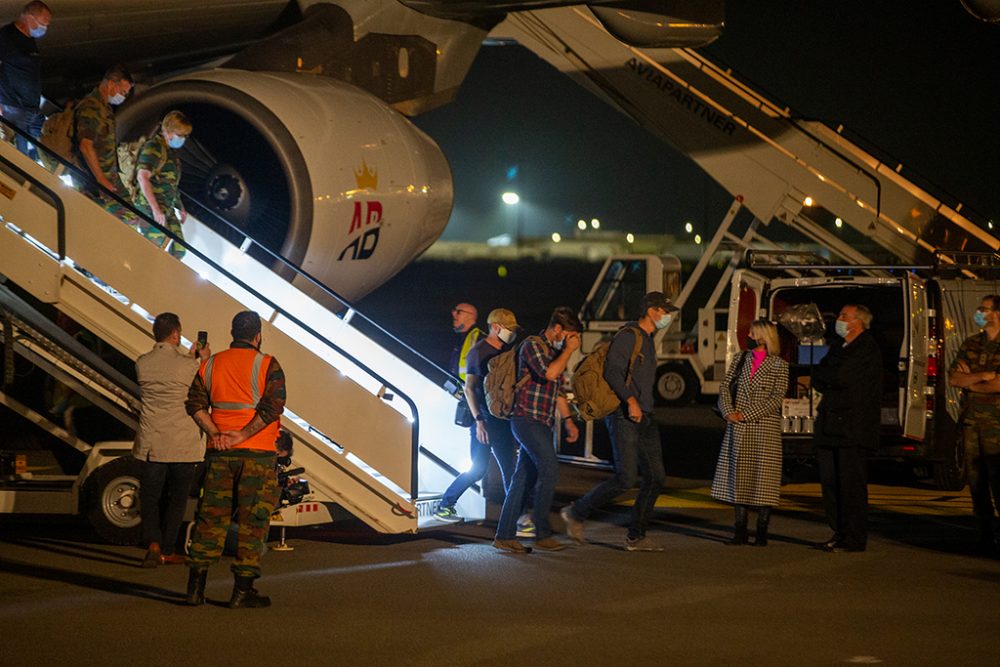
[0,556,187,604]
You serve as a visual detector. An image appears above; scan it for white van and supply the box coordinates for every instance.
[726,253,994,490]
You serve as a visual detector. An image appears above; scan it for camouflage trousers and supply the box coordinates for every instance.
[187,453,278,578]
[133,204,186,260]
[963,405,1000,526]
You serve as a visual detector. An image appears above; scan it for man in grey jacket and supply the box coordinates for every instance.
[562,292,677,551]
[135,312,211,567]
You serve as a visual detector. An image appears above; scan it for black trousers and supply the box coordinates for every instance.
[817,446,869,548]
[140,460,199,554]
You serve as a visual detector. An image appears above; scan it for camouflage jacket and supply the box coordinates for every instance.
[951,330,1000,409]
[132,133,181,212]
[73,87,122,191]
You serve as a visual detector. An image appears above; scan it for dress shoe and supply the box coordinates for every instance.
[141,542,161,568]
[159,553,187,565]
[532,537,567,551]
[493,539,532,554]
[824,541,865,553]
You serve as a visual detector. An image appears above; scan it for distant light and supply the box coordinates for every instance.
[835,217,843,228]
[577,219,587,230]
[497,264,508,278]
[501,192,520,205]
[684,222,693,234]
[990,220,995,230]
[626,233,635,244]
[591,218,600,229]
[694,234,702,244]
[803,196,814,207]
[551,232,562,243]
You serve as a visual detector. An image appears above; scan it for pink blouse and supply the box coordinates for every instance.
[749,348,767,376]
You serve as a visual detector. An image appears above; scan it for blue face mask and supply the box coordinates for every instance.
[168,135,186,149]
[655,313,673,330]
[834,320,850,338]
[29,25,46,38]
[974,311,989,328]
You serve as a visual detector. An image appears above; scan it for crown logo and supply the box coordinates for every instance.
[354,160,378,191]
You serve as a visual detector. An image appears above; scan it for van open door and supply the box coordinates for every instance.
[902,273,929,441]
[726,269,769,368]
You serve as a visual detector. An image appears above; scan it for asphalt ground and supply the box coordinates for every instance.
[1,405,998,666]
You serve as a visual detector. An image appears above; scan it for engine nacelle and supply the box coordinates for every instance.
[116,69,453,303]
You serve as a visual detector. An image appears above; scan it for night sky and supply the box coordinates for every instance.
[410,0,1000,242]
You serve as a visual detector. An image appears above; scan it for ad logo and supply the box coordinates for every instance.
[339,161,382,261]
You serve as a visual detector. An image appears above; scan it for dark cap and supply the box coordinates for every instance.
[640,291,679,315]
[231,311,261,341]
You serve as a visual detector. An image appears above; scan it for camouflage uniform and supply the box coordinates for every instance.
[186,452,279,578]
[951,331,1000,537]
[131,133,186,259]
[73,87,137,224]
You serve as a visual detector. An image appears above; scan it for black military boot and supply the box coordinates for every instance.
[185,568,207,606]
[754,507,771,547]
[726,505,749,546]
[229,575,271,609]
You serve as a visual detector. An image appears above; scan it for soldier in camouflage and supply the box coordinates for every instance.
[132,110,190,259]
[73,64,135,221]
[948,294,1000,556]
[184,311,285,608]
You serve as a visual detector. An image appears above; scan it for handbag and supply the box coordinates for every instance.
[712,351,749,420]
[454,397,474,427]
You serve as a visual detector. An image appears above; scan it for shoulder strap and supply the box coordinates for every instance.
[623,326,645,387]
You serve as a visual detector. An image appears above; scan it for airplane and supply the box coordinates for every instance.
[18,0,726,303]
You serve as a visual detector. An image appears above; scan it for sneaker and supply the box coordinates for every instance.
[624,536,664,552]
[493,539,532,554]
[434,505,462,523]
[560,505,585,544]
[516,517,536,538]
[533,536,567,551]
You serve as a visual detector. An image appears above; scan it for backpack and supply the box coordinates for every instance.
[117,135,159,200]
[484,336,540,420]
[572,326,644,421]
[38,101,77,171]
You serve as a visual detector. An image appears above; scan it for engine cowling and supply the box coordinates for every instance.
[116,69,453,303]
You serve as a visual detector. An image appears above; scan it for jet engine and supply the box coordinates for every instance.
[116,69,453,303]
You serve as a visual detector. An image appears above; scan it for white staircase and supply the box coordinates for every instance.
[0,133,480,533]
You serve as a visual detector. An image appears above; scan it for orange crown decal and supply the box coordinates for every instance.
[354,160,378,191]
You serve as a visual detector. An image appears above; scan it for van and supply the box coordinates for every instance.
[725,252,996,490]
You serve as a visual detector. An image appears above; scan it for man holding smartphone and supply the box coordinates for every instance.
[134,312,211,567]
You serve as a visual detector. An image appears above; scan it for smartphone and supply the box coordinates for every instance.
[197,330,208,349]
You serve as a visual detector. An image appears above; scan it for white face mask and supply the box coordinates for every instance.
[108,93,126,106]
[551,337,564,351]
[655,313,673,330]
[835,320,850,338]
[497,326,515,344]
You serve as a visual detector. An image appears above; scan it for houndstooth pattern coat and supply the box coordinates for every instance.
[711,352,789,507]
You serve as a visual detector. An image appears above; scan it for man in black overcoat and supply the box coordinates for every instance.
[812,304,882,552]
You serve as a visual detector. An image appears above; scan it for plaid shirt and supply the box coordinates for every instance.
[512,335,559,426]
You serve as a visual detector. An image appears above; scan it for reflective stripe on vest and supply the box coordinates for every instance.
[204,352,265,410]
[200,348,278,452]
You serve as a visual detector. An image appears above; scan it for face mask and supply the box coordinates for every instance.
[108,93,126,106]
[974,311,989,328]
[655,314,673,330]
[746,337,759,350]
[29,25,46,38]
[453,325,465,334]
[551,337,564,351]
[835,320,850,338]
[168,135,186,149]
[497,326,515,344]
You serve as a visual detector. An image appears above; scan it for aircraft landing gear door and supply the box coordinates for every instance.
[726,269,768,368]
[902,273,928,441]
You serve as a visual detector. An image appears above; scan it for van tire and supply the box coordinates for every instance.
[931,436,966,492]
[655,362,698,406]
[83,456,144,545]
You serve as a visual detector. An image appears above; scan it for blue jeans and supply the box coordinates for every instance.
[441,417,518,508]
[1,104,41,157]
[140,460,199,554]
[572,412,664,540]
[496,418,559,540]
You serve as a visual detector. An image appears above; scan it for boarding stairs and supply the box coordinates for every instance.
[0,124,479,534]
[494,7,997,267]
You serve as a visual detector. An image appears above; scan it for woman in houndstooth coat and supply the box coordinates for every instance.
[711,320,789,546]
